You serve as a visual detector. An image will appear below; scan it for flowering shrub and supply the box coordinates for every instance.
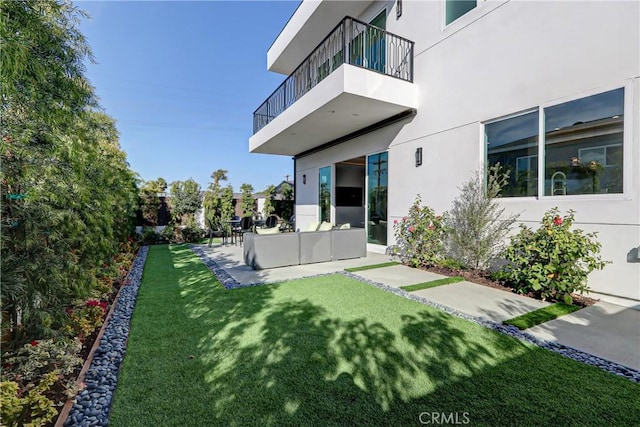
[496,208,608,303]
[64,300,108,341]
[391,196,446,267]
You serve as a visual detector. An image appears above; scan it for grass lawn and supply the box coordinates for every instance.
[503,303,582,330]
[400,276,464,292]
[345,261,400,272]
[109,245,639,426]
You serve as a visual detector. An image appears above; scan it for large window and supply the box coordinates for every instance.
[544,88,624,195]
[485,88,624,197]
[446,0,477,25]
[486,111,539,197]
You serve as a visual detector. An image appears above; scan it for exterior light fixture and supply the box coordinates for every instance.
[415,147,422,167]
[397,0,402,18]
[303,174,306,185]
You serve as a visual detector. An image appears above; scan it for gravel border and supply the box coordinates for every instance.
[64,246,149,427]
[192,246,640,384]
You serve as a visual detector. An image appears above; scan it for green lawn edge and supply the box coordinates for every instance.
[503,303,581,330]
[400,276,464,292]
[345,261,400,272]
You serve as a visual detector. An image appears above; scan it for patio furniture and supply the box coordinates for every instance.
[244,231,300,269]
[242,226,367,270]
[265,214,279,228]
[237,216,253,245]
[206,218,228,247]
[299,230,332,264]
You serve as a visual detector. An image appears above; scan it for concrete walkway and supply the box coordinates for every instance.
[198,243,640,371]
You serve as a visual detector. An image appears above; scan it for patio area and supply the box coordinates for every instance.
[197,241,392,285]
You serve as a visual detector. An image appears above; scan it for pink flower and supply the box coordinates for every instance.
[402,217,407,222]
[408,226,415,232]
[428,225,434,230]
[393,219,398,225]
[435,215,442,220]
[553,216,563,226]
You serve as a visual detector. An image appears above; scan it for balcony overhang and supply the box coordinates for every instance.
[268,1,373,75]
[249,64,418,156]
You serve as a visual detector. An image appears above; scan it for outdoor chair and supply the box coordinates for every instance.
[206,218,228,247]
[265,215,279,229]
[237,216,253,245]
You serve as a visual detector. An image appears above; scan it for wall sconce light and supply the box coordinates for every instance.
[396,0,402,18]
[415,147,422,167]
[302,174,306,185]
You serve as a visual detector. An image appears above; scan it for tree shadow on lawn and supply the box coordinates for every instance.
[119,245,639,426]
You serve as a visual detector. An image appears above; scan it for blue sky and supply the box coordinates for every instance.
[77,0,300,192]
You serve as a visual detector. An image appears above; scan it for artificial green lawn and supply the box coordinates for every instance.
[344,261,400,272]
[503,303,582,330]
[109,245,639,426]
[400,276,464,292]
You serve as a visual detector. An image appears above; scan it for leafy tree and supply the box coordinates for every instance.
[203,169,228,225]
[240,183,255,216]
[280,182,293,201]
[139,178,167,226]
[262,185,276,217]
[221,185,234,221]
[169,179,202,225]
[444,165,519,270]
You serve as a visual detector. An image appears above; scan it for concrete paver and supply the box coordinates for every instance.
[413,281,552,323]
[353,265,447,288]
[527,302,640,371]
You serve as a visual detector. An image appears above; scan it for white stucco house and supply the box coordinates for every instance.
[249,0,640,305]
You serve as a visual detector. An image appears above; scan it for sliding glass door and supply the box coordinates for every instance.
[367,152,388,245]
[319,166,332,223]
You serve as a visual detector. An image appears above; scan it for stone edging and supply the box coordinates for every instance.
[191,245,640,384]
[64,246,149,426]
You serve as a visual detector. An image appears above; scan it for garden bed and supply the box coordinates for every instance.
[421,264,598,308]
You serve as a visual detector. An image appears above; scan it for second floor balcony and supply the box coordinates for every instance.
[250,16,418,155]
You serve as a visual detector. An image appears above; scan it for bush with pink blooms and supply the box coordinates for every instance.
[496,208,608,303]
[391,196,446,268]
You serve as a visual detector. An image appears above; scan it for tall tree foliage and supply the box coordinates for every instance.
[169,179,202,225]
[262,185,276,217]
[139,177,167,226]
[1,0,138,342]
[203,169,228,224]
[240,184,255,216]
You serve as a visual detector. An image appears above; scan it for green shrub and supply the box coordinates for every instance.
[63,300,107,342]
[445,165,519,270]
[139,226,158,245]
[159,224,176,243]
[1,372,59,427]
[391,196,446,268]
[180,226,203,243]
[496,208,608,303]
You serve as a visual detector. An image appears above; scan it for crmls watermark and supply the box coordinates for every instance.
[419,412,470,425]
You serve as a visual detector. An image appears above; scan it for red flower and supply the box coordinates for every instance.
[402,217,407,222]
[553,216,563,226]
[86,300,100,307]
[435,215,442,220]
[30,340,38,346]
[408,226,415,232]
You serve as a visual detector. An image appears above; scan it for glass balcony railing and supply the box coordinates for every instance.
[253,16,414,134]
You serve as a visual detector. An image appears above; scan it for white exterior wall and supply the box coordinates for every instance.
[290,0,640,302]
